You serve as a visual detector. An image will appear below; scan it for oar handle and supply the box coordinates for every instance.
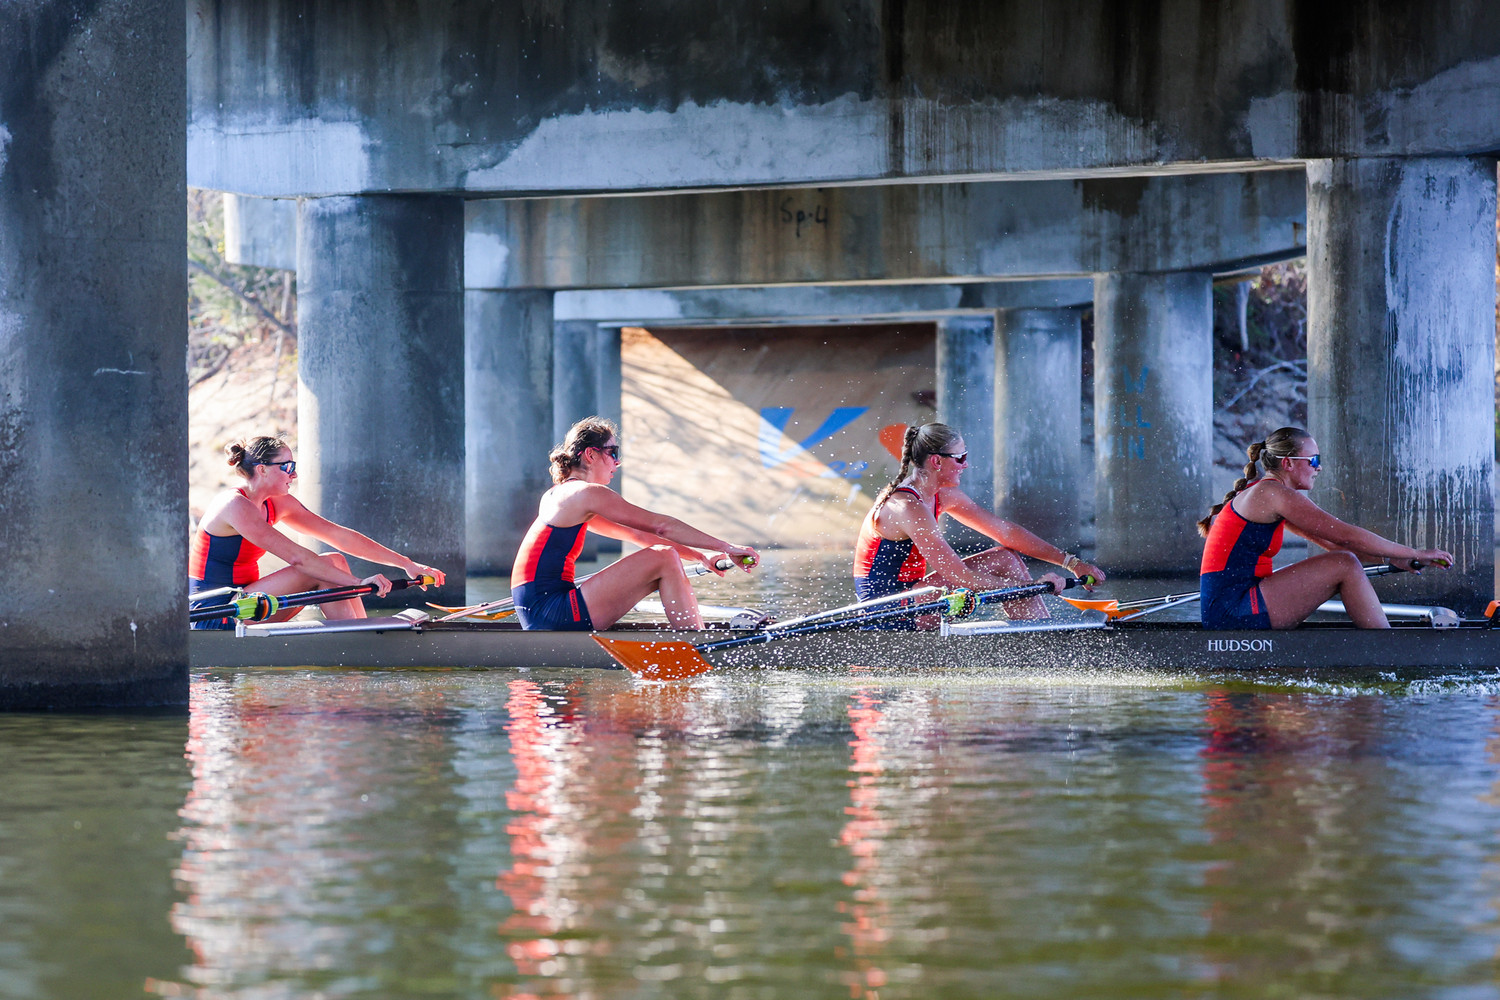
[190,575,434,623]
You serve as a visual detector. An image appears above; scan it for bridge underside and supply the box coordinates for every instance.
[2,0,1497,704]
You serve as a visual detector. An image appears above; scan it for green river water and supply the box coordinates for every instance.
[4,554,1500,998]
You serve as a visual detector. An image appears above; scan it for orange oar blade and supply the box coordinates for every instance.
[592,636,716,681]
[1060,595,1130,619]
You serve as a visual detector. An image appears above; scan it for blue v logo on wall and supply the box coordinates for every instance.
[759,407,869,477]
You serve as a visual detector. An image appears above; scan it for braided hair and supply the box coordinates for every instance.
[872,422,963,506]
[225,436,289,478]
[549,416,618,484]
[1197,426,1312,537]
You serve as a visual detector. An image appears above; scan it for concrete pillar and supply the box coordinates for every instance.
[1307,157,1496,614]
[994,308,1083,548]
[552,321,623,558]
[553,321,625,440]
[467,291,554,575]
[936,316,996,549]
[0,2,186,708]
[297,196,465,606]
[1093,273,1214,575]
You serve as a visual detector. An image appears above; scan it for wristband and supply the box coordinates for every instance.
[1062,553,1081,572]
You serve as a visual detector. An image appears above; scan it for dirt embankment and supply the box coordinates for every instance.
[189,339,297,525]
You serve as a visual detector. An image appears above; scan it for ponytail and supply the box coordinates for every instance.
[873,422,962,506]
[1198,427,1311,536]
[549,416,617,484]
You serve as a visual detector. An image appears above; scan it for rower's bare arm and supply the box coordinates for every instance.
[941,490,1105,583]
[1271,489,1420,561]
[279,504,445,585]
[218,497,363,587]
[588,515,703,561]
[574,486,757,567]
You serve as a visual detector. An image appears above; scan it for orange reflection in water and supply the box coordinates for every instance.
[836,690,891,999]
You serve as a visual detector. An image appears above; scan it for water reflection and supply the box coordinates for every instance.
[10,669,1500,998]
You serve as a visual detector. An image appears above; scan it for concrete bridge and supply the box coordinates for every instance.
[2,0,1496,706]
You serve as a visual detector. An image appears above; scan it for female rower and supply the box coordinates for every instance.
[853,422,1104,622]
[189,436,445,629]
[510,416,759,630]
[1198,426,1452,629]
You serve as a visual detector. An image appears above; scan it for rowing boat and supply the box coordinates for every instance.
[187,607,1500,677]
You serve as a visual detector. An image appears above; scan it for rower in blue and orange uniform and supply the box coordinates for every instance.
[510,416,759,630]
[852,422,1103,625]
[1198,426,1452,629]
[189,435,444,629]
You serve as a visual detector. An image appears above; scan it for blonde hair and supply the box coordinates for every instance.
[549,416,618,484]
[873,422,963,506]
[1198,426,1312,536]
[225,436,289,478]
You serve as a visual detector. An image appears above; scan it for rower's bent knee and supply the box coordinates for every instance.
[320,552,352,572]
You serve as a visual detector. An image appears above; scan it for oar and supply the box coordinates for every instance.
[435,556,747,621]
[189,575,434,624]
[594,577,1089,681]
[765,585,944,631]
[1061,590,1198,620]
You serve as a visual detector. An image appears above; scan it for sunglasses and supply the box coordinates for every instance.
[1283,454,1321,469]
[258,460,297,474]
[938,452,968,465]
[594,445,621,461]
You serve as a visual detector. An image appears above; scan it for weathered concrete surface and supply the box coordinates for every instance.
[1093,273,1214,576]
[1307,157,1496,615]
[297,196,466,606]
[935,316,995,548]
[467,291,554,575]
[188,0,1500,196]
[554,281,1094,325]
[0,1,187,709]
[995,309,1084,549]
[466,172,1306,289]
[224,193,296,270]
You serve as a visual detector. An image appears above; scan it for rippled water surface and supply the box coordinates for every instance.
[5,662,1500,999]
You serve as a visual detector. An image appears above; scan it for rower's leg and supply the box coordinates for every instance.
[579,545,703,630]
[927,546,1050,621]
[254,553,369,621]
[1258,551,1390,628]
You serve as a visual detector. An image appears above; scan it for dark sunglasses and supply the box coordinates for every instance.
[937,452,968,465]
[594,445,621,460]
[258,460,296,474]
[1284,454,1321,470]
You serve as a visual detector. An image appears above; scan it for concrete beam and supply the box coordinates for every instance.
[467,172,1306,290]
[224,194,297,270]
[0,0,188,708]
[188,0,1500,196]
[553,281,1094,325]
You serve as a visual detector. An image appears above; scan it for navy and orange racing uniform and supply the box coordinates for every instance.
[188,488,283,630]
[510,517,594,630]
[1199,484,1284,630]
[852,486,943,628]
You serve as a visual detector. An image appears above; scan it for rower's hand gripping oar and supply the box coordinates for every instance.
[594,576,1092,681]
[190,575,435,624]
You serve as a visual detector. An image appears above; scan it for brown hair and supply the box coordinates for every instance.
[549,416,618,484]
[225,436,289,478]
[1197,426,1312,536]
[873,422,963,506]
